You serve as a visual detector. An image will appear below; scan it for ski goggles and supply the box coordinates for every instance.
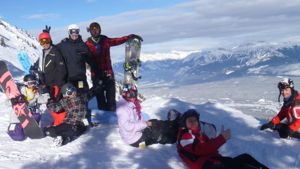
[24,80,37,86]
[39,38,51,45]
[278,82,290,90]
[64,86,77,96]
[69,29,80,35]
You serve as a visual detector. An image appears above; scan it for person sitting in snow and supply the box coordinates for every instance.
[44,83,99,146]
[116,83,180,147]
[260,78,300,139]
[20,74,39,108]
[177,109,268,169]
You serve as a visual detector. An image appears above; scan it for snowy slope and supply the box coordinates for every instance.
[1,18,300,169]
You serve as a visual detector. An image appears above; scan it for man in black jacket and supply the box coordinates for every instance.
[57,24,98,94]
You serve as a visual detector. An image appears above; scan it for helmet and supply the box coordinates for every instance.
[278,78,294,90]
[23,74,37,86]
[38,32,51,41]
[61,83,77,97]
[122,83,138,99]
[89,22,101,30]
[68,24,80,35]
[180,109,199,128]
[23,74,37,82]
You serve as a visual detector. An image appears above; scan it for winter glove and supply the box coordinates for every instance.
[43,25,51,33]
[11,95,27,105]
[129,34,143,42]
[278,124,293,138]
[260,121,275,130]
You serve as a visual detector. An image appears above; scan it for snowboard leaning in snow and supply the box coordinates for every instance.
[124,37,142,85]
[0,61,44,139]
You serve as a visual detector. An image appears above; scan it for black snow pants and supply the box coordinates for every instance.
[203,153,269,169]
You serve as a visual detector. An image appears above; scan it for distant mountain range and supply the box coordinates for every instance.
[0,18,299,84]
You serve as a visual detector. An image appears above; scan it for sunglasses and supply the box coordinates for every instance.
[39,38,50,45]
[69,29,80,35]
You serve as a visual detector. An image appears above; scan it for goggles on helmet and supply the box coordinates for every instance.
[64,86,77,97]
[69,29,79,35]
[39,38,51,45]
[24,80,37,87]
[278,82,291,90]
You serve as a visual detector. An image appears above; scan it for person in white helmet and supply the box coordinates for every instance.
[260,78,300,139]
[57,24,99,94]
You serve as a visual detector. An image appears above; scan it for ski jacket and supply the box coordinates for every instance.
[20,86,39,107]
[272,90,300,132]
[34,45,67,88]
[85,35,130,79]
[47,94,88,125]
[116,97,147,144]
[57,36,96,82]
[176,128,226,169]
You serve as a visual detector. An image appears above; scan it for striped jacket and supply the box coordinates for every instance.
[272,90,300,132]
[176,128,226,169]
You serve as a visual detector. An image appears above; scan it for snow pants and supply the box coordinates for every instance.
[44,122,87,145]
[130,119,179,147]
[203,153,269,169]
[93,77,116,111]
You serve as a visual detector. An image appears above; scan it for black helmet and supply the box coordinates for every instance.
[23,74,37,82]
[89,22,101,30]
[180,109,200,128]
[61,83,77,97]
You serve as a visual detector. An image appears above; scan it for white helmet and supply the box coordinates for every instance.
[68,24,79,30]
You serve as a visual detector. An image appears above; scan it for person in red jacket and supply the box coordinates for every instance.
[85,22,142,111]
[260,78,300,138]
[177,109,268,169]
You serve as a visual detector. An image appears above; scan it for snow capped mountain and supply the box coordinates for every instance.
[0,18,41,78]
[114,41,300,85]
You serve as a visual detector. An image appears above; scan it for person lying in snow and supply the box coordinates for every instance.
[116,83,180,148]
[44,83,99,146]
[177,109,268,169]
[260,78,300,139]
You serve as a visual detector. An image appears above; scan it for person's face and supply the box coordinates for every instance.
[69,29,79,40]
[281,87,292,98]
[186,116,199,130]
[90,26,101,38]
[39,38,51,49]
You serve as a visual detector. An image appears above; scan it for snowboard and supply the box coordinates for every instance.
[0,61,44,139]
[124,37,142,85]
[17,51,31,74]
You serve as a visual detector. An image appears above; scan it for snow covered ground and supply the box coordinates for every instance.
[1,75,300,169]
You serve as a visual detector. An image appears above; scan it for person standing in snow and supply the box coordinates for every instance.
[85,22,143,111]
[177,109,268,169]
[260,78,300,139]
[44,83,100,146]
[32,26,67,126]
[116,83,179,147]
[57,24,98,94]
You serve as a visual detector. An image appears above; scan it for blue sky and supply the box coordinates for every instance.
[1,0,300,55]
[0,0,187,30]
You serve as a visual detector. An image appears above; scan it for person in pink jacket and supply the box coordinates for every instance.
[116,84,179,147]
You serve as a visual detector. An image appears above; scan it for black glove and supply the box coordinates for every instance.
[129,34,143,42]
[260,122,274,130]
[278,124,292,138]
[11,95,27,105]
[43,25,51,33]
